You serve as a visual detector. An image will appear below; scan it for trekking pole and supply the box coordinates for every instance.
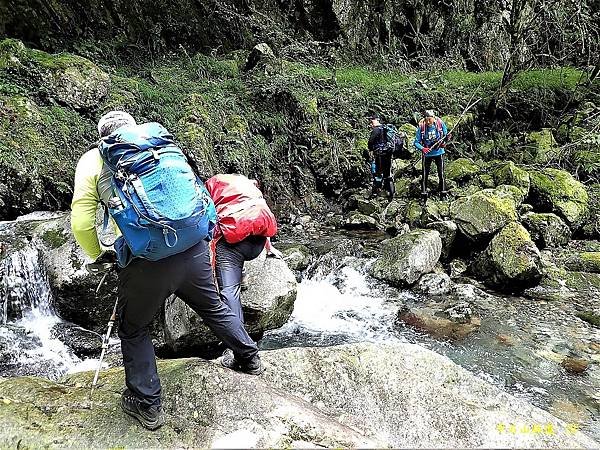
[85,254,117,400]
[90,295,118,399]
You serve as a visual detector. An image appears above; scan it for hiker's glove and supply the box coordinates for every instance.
[86,250,117,275]
[422,147,430,154]
[96,250,117,264]
[267,247,284,259]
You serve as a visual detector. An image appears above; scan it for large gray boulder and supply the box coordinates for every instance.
[0,343,597,448]
[369,229,442,286]
[450,188,518,242]
[473,222,542,293]
[164,251,297,352]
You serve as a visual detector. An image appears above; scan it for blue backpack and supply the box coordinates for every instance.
[99,122,216,267]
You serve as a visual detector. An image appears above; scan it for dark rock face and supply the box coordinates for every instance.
[2,0,594,68]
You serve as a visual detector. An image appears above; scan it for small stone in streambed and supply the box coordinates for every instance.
[560,357,589,374]
[496,334,515,346]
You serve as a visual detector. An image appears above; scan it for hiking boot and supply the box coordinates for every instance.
[220,351,265,375]
[121,389,165,430]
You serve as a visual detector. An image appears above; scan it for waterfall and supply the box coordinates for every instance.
[1,247,53,324]
[0,243,93,378]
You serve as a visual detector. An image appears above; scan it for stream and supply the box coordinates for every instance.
[0,224,598,441]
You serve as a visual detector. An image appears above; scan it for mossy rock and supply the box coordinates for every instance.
[521,212,571,249]
[356,198,380,216]
[1,39,110,109]
[450,188,518,242]
[440,113,474,133]
[343,212,378,230]
[563,252,600,274]
[399,123,416,150]
[525,129,559,164]
[528,168,588,227]
[473,222,542,293]
[580,183,600,239]
[492,161,530,196]
[369,229,442,286]
[576,311,600,328]
[403,199,443,228]
[494,184,525,207]
[445,158,480,183]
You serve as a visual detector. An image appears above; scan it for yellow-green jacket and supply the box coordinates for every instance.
[70,147,113,260]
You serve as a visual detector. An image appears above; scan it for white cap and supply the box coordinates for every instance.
[97,111,136,137]
[424,109,435,118]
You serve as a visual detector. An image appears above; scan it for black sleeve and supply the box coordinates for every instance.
[368,127,384,152]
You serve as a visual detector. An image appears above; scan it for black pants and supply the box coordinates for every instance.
[215,235,267,323]
[421,154,446,194]
[373,153,394,197]
[117,240,259,407]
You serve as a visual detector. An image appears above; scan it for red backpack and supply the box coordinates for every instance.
[205,174,278,244]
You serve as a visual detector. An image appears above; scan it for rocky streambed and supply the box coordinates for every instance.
[1,204,599,446]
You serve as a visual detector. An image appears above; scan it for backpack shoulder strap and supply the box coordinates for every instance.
[436,118,444,135]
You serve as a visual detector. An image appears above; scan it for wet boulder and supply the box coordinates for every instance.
[492,161,530,196]
[50,322,102,357]
[528,168,588,227]
[163,251,297,353]
[450,188,518,242]
[369,229,442,286]
[473,222,542,293]
[343,212,378,230]
[282,245,311,272]
[521,212,571,249]
[398,301,480,340]
[415,272,453,296]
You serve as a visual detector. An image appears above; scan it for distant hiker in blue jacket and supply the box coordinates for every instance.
[414,110,449,197]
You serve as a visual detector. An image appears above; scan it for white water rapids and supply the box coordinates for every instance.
[0,246,100,378]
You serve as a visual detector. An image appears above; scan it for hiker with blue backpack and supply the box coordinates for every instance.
[367,114,406,200]
[414,110,450,199]
[71,111,263,431]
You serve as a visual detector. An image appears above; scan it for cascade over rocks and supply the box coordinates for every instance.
[528,168,589,227]
[473,222,542,293]
[369,229,442,287]
[2,343,596,448]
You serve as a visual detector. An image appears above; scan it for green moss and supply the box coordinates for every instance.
[445,158,480,183]
[41,228,68,249]
[492,161,530,195]
[524,129,559,163]
[528,168,589,226]
[576,311,600,328]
